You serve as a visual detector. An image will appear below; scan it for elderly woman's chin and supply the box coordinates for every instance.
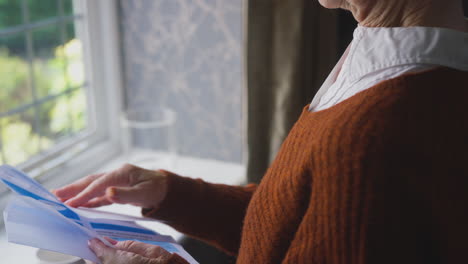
[318,0,343,9]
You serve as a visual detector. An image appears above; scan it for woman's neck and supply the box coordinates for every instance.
[346,0,467,32]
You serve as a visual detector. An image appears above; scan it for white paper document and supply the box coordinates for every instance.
[0,165,198,264]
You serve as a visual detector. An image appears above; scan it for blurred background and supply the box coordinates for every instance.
[0,0,356,179]
[0,0,245,171]
[0,0,466,263]
[0,0,86,167]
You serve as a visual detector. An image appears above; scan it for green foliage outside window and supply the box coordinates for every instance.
[0,38,86,165]
[0,0,74,55]
[0,0,86,166]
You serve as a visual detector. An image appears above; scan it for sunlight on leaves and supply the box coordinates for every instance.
[0,39,87,166]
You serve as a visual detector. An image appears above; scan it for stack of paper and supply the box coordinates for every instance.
[0,165,197,264]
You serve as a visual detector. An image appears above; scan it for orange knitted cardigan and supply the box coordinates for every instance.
[144,68,468,263]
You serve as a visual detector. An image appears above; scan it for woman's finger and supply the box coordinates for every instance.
[89,239,165,264]
[64,164,145,207]
[103,237,118,245]
[116,240,172,259]
[65,175,117,207]
[53,173,104,201]
[81,196,113,208]
[88,238,116,262]
[106,185,146,205]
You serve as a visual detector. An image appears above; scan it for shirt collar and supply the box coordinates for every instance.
[343,25,468,83]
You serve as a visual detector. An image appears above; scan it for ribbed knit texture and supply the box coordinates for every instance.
[143,170,257,257]
[145,68,468,263]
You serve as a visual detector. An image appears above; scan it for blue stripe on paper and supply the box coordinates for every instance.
[90,223,156,235]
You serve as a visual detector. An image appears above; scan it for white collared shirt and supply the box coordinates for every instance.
[309,25,468,112]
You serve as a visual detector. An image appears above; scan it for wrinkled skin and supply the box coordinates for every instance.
[53,163,168,209]
[53,164,175,264]
[318,0,467,31]
[88,238,175,264]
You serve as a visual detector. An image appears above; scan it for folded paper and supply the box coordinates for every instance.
[0,165,197,264]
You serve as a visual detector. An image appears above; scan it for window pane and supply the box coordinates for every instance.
[69,88,87,133]
[37,88,88,149]
[27,0,59,22]
[0,109,41,166]
[0,0,92,169]
[63,0,74,16]
[32,25,67,98]
[0,33,32,113]
[0,0,23,27]
[65,21,85,87]
[39,96,71,142]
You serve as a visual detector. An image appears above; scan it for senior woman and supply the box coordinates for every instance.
[54,0,468,263]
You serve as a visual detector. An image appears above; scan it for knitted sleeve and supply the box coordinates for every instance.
[142,171,257,256]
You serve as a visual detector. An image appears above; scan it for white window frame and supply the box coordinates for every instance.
[37,0,124,184]
[0,0,124,219]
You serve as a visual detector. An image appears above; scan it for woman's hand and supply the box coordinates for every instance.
[53,164,168,209]
[88,238,181,264]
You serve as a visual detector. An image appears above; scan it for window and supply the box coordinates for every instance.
[0,0,90,168]
[0,0,123,192]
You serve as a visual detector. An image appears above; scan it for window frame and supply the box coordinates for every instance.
[0,0,124,216]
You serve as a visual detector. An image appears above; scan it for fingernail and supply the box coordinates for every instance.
[106,188,119,202]
[106,187,116,197]
[105,237,118,245]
